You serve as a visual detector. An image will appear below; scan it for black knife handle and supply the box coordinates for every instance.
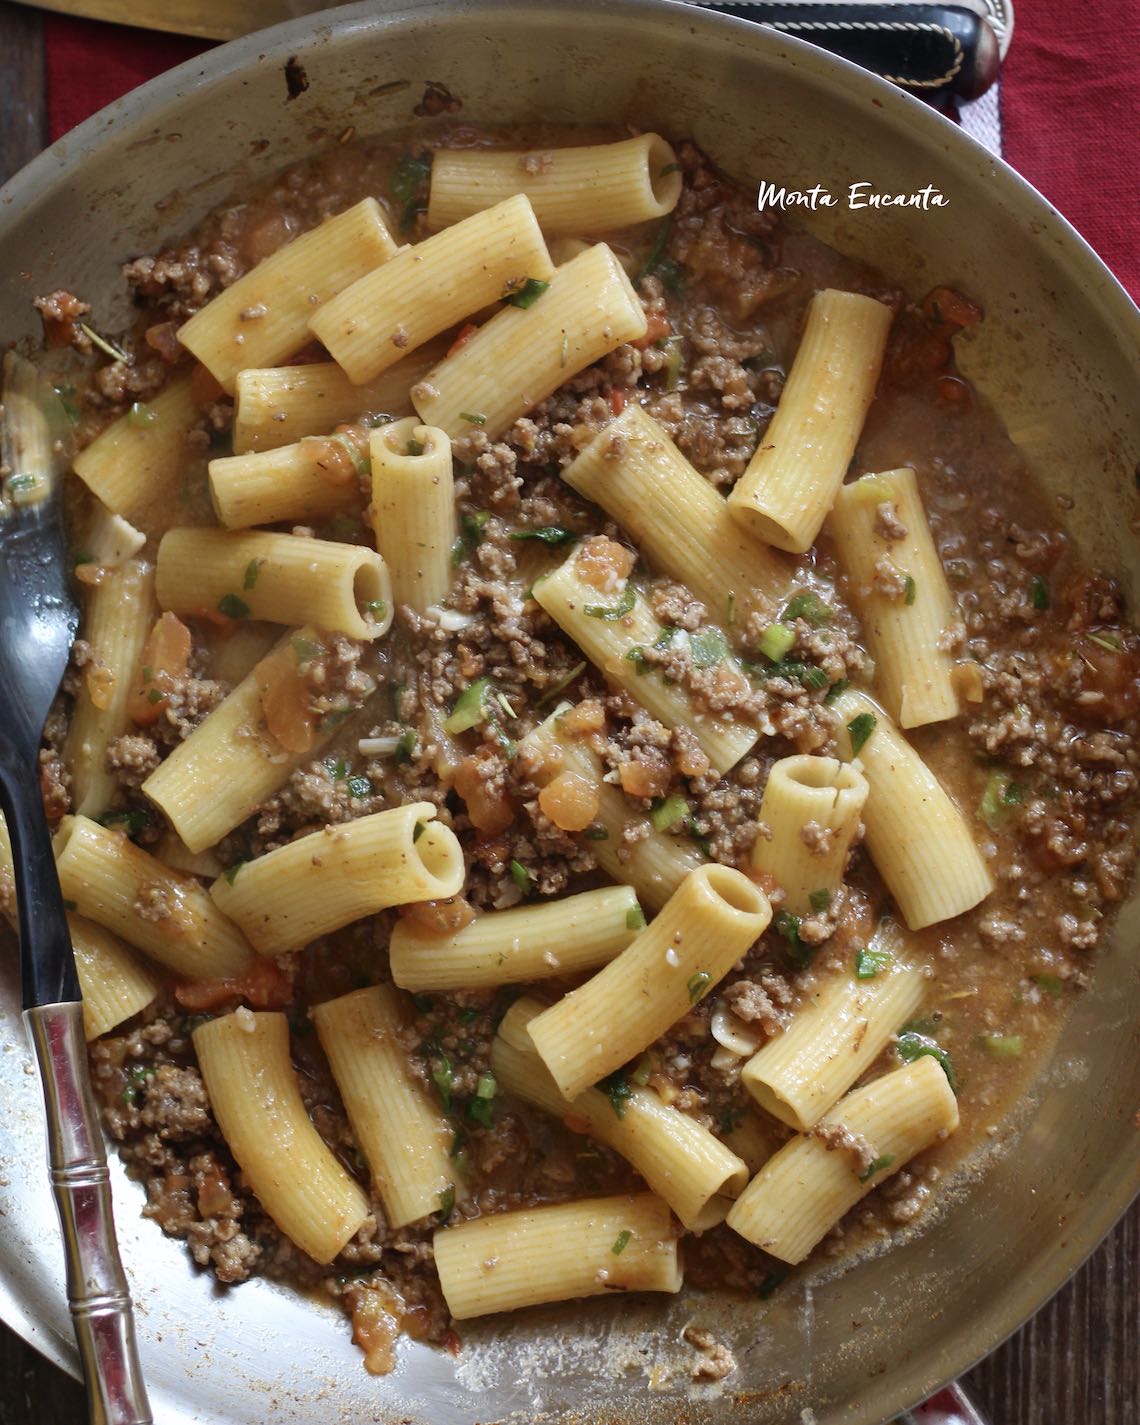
[695,4,1000,101]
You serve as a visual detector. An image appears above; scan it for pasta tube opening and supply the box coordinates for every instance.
[704,862,769,918]
[413,821,466,896]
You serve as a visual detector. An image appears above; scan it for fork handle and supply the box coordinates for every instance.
[25,1002,153,1425]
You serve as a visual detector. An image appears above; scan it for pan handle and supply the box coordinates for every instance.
[24,1002,153,1425]
[899,1380,992,1424]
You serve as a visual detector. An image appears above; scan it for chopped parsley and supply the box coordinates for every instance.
[808,888,832,913]
[503,277,550,308]
[391,152,432,232]
[976,1033,1024,1058]
[635,215,672,283]
[217,592,250,620]
[1029,575,1050,611]
[979,769,1025,830]
[584,824,609,841]
[611,1229,632,1256]
[95,808,150,839]
[625,647,651,676]
[121,1063,156,1107]
[1032,973,1064,997]
[687,970,712,1004]
[847,711,876,756]
[903,575,917,606]
[583,582,636,621]
[459,411,487,426]
[223,861,245,886]
[509,859,531,895]
[625,905,647,932]
[825,677,851,704]
[242,558,261,590]
[430,1052,454,1112]
[774,908,811,967]
[854,945,892,979]
[436,1184,455,1221]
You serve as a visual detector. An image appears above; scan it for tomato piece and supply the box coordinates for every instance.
[398,897,477,935]
[446,321,479,358]
[256,640,318,753]
[175,955,293,1012]
[127,612,192,726]
[454,751,514,834]
[608,388,628,416]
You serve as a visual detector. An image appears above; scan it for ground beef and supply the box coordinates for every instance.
[683,1323,737,1381]
[811,1120,878,1177]
[107,734,162,790]
[722,976,793,1037]
[874,500,908,542]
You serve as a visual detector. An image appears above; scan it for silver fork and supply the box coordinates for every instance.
[0,351,151,1425]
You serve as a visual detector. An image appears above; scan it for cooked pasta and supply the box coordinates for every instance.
[369,418,455,611]
[208,438,363,529]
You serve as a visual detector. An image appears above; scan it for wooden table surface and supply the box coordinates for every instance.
[0,4,1137,1422]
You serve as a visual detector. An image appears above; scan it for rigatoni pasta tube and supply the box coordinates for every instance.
[750,755,868,916]
[310,195,554,385]
[727,290,893,552]
[427,133,682,234]
[829,468,960,727]
[433,1193,681,1319]
[54,815,253,980]
[521,707,703,912]
[156,528,392,640]
[562,404,791,625]
[210,803,464,956]
[413,243,647,440]
[369,418,455,611]
[209,439,363,530]
[533,543,759,774]
[69,914,160,1041]
[312,986,459,1229]
[528,865,770,1100]
[64,558,157,819]
[193,1012,369,1262]
[142,627,345,854]
[232,351,440,453]
[831,689,993,928]
[741,922,923,1129]
[726,1056,958,1264]
[178,198,397,392]
[72,375,198,533]
[495,999,747,1230]
[390,885,641,991]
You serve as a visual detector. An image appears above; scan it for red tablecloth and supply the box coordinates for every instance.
[42,5,1139,301]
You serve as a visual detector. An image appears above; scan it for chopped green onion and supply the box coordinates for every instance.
[600,1069,632,1119]
[1032,973,1064,997]
[625,905,647,932]
[146,688,165,706]
[758,622,796,662]
[847,711,876,756]
[726,591,737,626]
[95,808,150,838]
[127,401,157,428]
[858,1152,896,1184]
[1029,576,1050,611]
[687,970,712,1004]
[583,582,636,621]
[503,277,550,308]
[223,861,245,886]
[121,1063,156,1107]
[444,677,490,734]
[242,558,261,590]
[635,215,672,283]
[774,909,811,967]
[1088,631,1121,652]
[535,660,587,708]
[436,1184,455,1221]
[406,437,425,456]
[757,1268,789,1300]
[654,626,677,651]
[662,337,684,391]
[475,1073,497,1100]
[979,769,1024,829]
[855,945,892,979]
[584,824,609,841]
[611,1229,632,1256]
[393,727,417,762]
[364,598,387,621]
[895,1030,957,1089]
[903,575,917,606]
[327,431,370,476]
[325,755,347,779]
[217,592,250,620]
[625,647,651,676]
[650,793,689,832]
[510,525,577,546]
[685,817,713,858]
[782,591,832,627]
[808,888,831,913]
[690,627,728,668]
[459,411,487,426]
[976,1033,1024,1058]
[825,677,851,703]
[430,1053,454,1112]
[346,774,372,800]
[391,152,432,232]
[317,705,352,733]
[291,635,321,664]
[631,1056,653,1086]
[79,323,129,363]
[413,820,427,842]
[509,859,530,894]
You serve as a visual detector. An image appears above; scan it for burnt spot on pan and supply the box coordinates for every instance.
[284,56,310,101]
[414,80,462,117]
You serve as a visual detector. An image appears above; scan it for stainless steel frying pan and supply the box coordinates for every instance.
[0,3,1137,1421]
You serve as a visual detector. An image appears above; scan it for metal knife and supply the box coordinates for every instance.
[13,0,1010,100]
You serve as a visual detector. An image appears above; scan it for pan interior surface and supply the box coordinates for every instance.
[0,3,1136,1422]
